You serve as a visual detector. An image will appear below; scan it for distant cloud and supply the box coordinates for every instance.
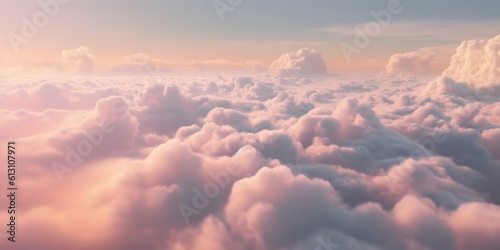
[271,48,328,76]
[123,53,154,64]
[385,47,452,75]
[105,53,168,76]
[61,46,94,74]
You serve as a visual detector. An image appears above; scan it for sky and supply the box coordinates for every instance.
[1,0,500,73]
[0,2,500,250]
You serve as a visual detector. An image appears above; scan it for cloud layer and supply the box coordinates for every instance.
[0,40,499,250]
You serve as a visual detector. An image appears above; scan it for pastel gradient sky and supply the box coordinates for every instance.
[1,0,500,73]
[1,2,500,250]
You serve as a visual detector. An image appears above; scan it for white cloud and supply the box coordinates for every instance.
[271,48,328,76]
[443,35,500,89]
[61,46,95,74]
[386,47,453,75]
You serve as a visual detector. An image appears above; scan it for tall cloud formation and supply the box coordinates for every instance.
[0,36,500,250]
[270,48,328,76]
[443,35,500,89]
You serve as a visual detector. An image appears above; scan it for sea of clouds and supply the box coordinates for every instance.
[0,35,499,250]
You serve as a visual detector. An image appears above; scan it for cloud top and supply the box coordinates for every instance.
[443,35,500,88]
[61,46,95,74]
[271,48,328,76]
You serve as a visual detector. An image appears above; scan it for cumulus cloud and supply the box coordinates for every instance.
[270,48,328,76]
[443,35,500,88]
[481,128,500,160]
[61,46,95,74]
[417,35,500,100]
[385,47,451,75]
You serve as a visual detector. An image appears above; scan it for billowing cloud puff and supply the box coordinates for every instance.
[61,46,95,74]
[443,35,500,88]
[386,47,445,75]
[422,76,478,99]
[447,202,500,249]
[420,35,500,99]
[481,128,500,160]
[270,48,328,76]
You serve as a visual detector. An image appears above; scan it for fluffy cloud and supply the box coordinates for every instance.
[419,35,500,99]
[385,47,449,75]
[443,35,500,88]
[270,48,328,76]
[481,128,500,160]
[61,46,95,74]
